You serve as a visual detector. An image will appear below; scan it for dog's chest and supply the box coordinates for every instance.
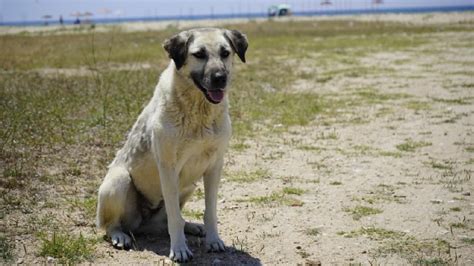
[178,138,219,187]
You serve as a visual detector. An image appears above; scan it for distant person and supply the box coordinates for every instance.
[74,17,80,25]
[59,15,63,25]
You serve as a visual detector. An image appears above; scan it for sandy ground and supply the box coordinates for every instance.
[97,13,472,265]
[3,12,474,265]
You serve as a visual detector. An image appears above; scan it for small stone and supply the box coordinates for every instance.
[46,256,55,263]
[296,245,302,250]
[303,259,322,266]
[462,192,470,196]
[212,258,222,265]
[430,199,443,204]
[16,258,24,264]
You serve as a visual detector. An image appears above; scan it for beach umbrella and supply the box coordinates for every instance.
[70,11,82,17]
[41,14,52,25]
[98,8,112,15]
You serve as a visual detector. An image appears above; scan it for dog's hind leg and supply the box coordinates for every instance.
[97,166,141,249]
[134,203,169,236]
[137,211,206,237]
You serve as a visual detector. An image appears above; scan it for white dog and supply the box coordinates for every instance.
[96,28,248,263]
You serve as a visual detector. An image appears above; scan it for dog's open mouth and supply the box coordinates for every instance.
[190,73,226,104]
[204,89,225,104]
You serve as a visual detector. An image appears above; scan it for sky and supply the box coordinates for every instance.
[0,0,473,23]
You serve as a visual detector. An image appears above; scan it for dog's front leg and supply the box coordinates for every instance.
[158,163,193,262]
[203,157,226,252]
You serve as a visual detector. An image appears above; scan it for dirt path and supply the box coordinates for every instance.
[95,15,473,265]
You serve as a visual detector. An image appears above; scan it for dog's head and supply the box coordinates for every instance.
[163,28,248,104]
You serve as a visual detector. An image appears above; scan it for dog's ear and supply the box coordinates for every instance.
[163,31,194,70]
[224,30,248,63]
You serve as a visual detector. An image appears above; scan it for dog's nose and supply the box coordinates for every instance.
[211,71,227,88]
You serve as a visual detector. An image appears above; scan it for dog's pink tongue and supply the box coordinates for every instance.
[208,89,224,102]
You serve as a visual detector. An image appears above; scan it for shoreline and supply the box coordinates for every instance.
[0,11,472,36]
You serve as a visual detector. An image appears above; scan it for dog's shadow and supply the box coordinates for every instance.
[132,233,261,265]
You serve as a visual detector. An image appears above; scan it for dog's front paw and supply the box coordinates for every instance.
[205,236,226,252]
[169,243,193,263]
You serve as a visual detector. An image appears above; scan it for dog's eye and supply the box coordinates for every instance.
[221,50,230,58]
[192,51,207,59]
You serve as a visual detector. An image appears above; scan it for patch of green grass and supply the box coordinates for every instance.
[355,145,378,155]
[439,112,469,124]
[461,238,474,245]
[414,258,448,265]
[69,197,97,219]
[2,165,26,179]
[376,106,394,117]
[355,183,408,204]
[1,29,171,70]
[437,169,471,192]
[297,145,323,152]
[29,213,61,232]
[432,97,471,105]
[305,178,321,184]
[0,69,157,168]
[0,235,14,262]
[0,175,26,190]
[354,89,411,104]
[345,205,383,221]
[230,38,423,136]
[262,150,285,160]
[307,161,329,172]
[282,187,305,196]
[426,160,453,170]
[38,232,96,264]
[305,228,321,237]
[192,187,205,201]
[182,209,204,220]
[244,189,304,207]
[330,181,342,186]
[340,227,405,240]
[226,168,269,183]
[449,222,465,228]
[297,250,311,259]
[449,207,461,212]
[231,236,249,253]
[396,139,432,152]
[63,165,82,177]
[317,130,339,140]
[465,146,474,153]
[316,75,333,83]
[405,100,432,111]
[343,227,452,263]
[230,141,251,152]
[231,90,324,136]
[374,238,451,265]
[379,150,403,158]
